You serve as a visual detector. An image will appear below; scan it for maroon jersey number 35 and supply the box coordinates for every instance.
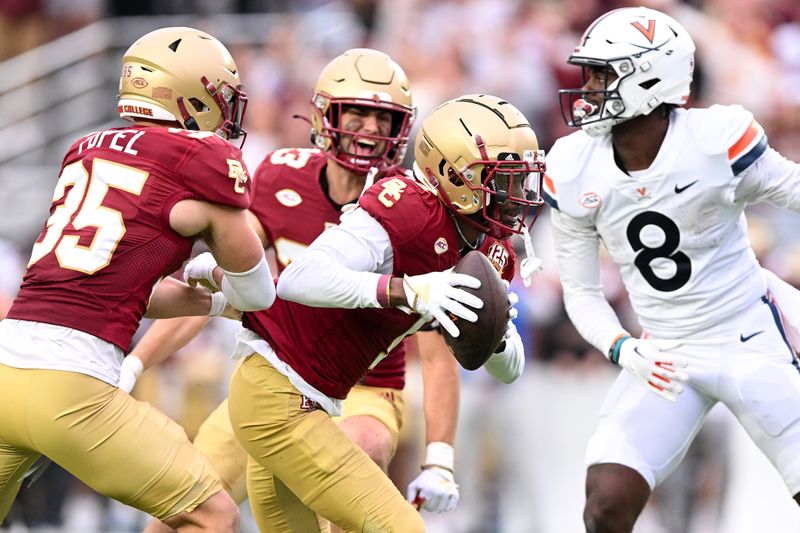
[8,126,252,352]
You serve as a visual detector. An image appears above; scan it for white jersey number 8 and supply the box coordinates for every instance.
[626,211,692,292]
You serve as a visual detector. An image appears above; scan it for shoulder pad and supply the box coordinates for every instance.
[358,175,433,244]
[685,105,754,156]
[253,148,325,188]
[542,130,594,210]
[546,130,593,186]
[181,136,251,209]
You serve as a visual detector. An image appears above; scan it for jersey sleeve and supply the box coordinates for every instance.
[723,107,768,177]
[179,135,252,208]
[276,207,388,309]
[733,146,800,210]
[540,131,588,213]
[688,105,767,176]
[542,173,559,210]
[550,205,626,355]
[358,175,431,246]
[501,241,517,283]
[481,238,517,283]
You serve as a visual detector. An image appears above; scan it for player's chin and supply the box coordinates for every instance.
[500,213,520,229]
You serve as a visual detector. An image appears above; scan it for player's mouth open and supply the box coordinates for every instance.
[352,138,377,157]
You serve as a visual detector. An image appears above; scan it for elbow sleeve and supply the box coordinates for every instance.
[220,255,276,311]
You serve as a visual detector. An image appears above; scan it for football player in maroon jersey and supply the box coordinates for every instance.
[132,48,473,533]
[0,27,276,532]
[209,94,541,531]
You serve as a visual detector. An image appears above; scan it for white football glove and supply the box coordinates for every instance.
[484,321,525,384]
[402,270,482,338]
[407,442,459,513]
[118,354,144,394]
[408,467,459,513]
[183,252,219,292]
[614,338,688,402]
[502,279,519,321]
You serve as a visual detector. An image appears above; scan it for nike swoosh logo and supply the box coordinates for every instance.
[740,330,765,342]
[674,180,699,194]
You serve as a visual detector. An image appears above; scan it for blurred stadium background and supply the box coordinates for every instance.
[2,0,800,531]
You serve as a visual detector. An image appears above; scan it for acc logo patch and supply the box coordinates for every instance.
[275,188,302,207]
[434,237,449,255]
[579,192,602,208]
[131,77,148,89]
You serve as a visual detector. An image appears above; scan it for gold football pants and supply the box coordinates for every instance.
[228,354,424,532]
[0,364,221,522]
[194,382,405,505]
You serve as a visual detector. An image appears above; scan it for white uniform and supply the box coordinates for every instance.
[547,104,800,492]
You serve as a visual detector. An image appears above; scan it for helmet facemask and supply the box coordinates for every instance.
[424,138,546,239]
[559,59,634,136]
[176,76,249,144]
[311,94,415,175]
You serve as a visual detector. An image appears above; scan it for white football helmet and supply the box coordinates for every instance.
[559,7,695,137]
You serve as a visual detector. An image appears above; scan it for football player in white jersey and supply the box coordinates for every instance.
[546,6,800,532]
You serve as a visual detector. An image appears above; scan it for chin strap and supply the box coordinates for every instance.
[519,225,542,286]
[450,211,479,250]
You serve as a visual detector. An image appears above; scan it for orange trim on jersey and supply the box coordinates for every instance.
[543,174,556,195]
[728,120,759,161]
[631,20,656,43]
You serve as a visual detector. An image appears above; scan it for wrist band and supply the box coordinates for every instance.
[608,334,631,365]
[122,355,144,378]
[423,441,455,471]
[376,275,392,308]
[421,464,454,474]
[208,292,228,317]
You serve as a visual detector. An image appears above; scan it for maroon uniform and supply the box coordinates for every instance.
[243,174,515,399]
[250,147,407,390]
[8,126,251,352]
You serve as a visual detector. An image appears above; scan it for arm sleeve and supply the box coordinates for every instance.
[734,147,800,210]
[219,254,276,311]
[550,208,627,355]
[276,207,394,308]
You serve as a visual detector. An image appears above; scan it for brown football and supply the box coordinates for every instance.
[442,250,510,370]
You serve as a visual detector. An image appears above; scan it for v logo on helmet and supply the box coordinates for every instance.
[631,20,656,43]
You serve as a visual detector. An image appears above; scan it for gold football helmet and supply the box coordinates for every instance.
[414,94,545,238]
[310,48,415,174]
[118,27,247,141]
